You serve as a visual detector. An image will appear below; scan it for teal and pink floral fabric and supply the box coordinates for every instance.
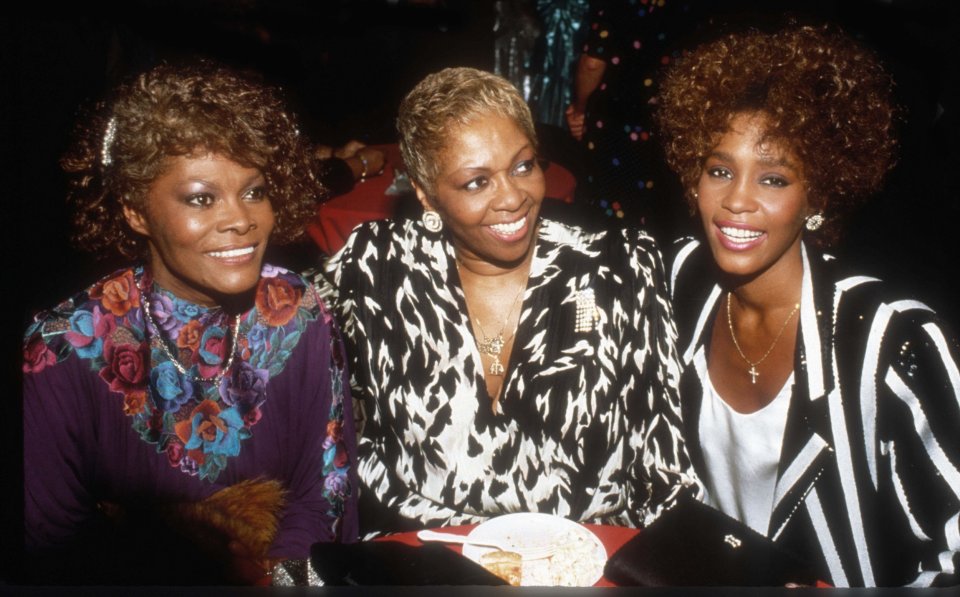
[24,265,352,513]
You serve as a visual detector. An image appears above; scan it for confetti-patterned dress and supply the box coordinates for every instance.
[22,265,358,573]
[577,0,690,237]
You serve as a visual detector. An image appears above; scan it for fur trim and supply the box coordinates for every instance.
[165,478,287,559]
[96,478,287,583]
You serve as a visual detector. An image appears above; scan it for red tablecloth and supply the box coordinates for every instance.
[307,144,577,256]
[376,523,638,587]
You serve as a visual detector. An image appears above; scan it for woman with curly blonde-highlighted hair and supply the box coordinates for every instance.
[657,24,897,247]
[23,60,357,585]
[657,24,960,586]
[64,61,322,259]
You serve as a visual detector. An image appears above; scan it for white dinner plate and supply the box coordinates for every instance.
[461,513,606,586]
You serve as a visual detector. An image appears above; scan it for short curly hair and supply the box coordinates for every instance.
[62,60,323,259]
[397,67,538,196]
[655,24,898,245]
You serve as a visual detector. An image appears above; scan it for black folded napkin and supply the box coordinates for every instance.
[310,540,509,585]
[604,498,821,586]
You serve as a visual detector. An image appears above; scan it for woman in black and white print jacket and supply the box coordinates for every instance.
[317,67,701,537]
[657,24,960,586]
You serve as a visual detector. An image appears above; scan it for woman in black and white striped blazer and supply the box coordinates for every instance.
[656,24,960,586]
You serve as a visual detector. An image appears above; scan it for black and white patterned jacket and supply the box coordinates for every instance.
[669,238,960,587]
[316,218,701,535]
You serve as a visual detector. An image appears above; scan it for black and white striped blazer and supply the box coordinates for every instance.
[669,238,960,587]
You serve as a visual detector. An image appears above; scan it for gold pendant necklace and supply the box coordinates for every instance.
[475,325,508,376]
[472,281,526,377]
[726,292,799,384]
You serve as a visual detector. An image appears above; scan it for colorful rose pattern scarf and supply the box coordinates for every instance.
[24,265,351,519]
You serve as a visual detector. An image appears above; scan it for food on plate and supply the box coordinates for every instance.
[463,513,606,586]
[550,530,605,586]
[479,550,522,586]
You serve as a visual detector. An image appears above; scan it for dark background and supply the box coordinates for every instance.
[3,0,958,585]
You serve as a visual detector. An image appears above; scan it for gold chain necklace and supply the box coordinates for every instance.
[472,280,526,377]
[138,272,241,385]
[726,292,799,384]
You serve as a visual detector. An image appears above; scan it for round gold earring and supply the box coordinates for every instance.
[422,210,443,233]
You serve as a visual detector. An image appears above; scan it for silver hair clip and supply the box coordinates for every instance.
[101,117,117,166]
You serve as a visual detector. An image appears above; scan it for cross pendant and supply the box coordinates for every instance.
[489,359,505,376]
[748,365,759,384]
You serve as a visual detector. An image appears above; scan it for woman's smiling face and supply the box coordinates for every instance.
[124,152,275,306]
[417,113,545,269]
[696,112,811,281]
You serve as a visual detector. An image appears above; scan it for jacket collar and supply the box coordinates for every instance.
[678,241,837,537]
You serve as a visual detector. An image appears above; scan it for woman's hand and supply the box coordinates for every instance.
[565,105,586,141]
[313,144,334,159]
[334,139,367,159]
[567,54,606,141]
[355,146,386,179]
[332,140,386,181]
[227,539,280,585]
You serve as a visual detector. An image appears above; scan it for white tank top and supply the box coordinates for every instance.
[695,349,793,536]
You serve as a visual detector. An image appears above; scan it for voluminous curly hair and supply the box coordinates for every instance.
[397,67,538,196]
[655,24,898,245]
[62,60,323,259]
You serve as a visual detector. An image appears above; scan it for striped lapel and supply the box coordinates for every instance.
[677,283,722,478]
[769,245,835,539]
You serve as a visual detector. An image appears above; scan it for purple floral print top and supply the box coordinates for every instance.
[22,264,358,559]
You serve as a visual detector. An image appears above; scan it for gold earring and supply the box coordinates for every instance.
[421,210,443,233]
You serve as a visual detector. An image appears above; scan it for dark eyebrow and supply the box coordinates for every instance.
[242,171,267,189]
[757,155,798,171]
[708,150,734,163]
[707,150,799,173]
[512,143,534,161]
[183,170,265,191]
[453,142,534,173]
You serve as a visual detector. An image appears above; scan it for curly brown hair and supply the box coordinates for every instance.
[62,60,323,259]
[655,24,898,245]
[397,67,538,196]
